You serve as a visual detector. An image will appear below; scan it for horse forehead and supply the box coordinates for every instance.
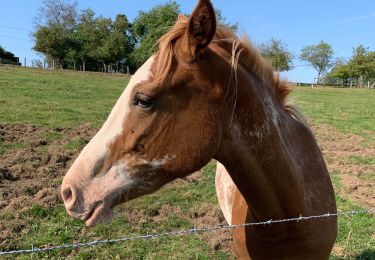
[81,56,155,160]
[105,56,155,137]
[128,56,155,87]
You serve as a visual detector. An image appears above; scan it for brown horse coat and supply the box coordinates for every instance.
[61,1,337,258]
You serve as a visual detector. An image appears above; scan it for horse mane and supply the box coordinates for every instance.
[156,17,308,127]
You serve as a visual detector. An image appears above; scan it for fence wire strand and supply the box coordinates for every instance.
[0,209,374,256]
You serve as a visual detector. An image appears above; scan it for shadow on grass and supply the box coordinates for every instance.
[356,250,375,260]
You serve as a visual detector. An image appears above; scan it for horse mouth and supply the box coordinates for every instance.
[83,201,112,227]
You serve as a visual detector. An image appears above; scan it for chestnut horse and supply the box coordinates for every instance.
[61,0,337,258]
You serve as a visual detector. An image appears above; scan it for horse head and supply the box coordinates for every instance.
[61,0,224,227]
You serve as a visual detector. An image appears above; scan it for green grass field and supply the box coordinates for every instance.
[0,66,374,259]
[292,87,375,143]
[0,66,126,128]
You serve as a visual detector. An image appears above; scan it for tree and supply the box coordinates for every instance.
[33,0,78,69]
[300,41,333,83]
[90,16,113,70]
[130,1,180,70]
[104,14,134,72]
[34,0,77,30]
[34,2,133,72]
[75,8,97,71]
[34,25,77,69]
[328,59,350,79]
[258,38,294,72]
[348,45,375,79]
[327,46,375,85]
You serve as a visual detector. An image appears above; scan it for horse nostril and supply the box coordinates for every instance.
[62,186,73,203]
[61,184,83,213]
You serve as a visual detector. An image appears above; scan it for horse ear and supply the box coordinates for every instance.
[184,0,216,60]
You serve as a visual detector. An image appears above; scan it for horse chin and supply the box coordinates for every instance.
[84,202,114,227]
[84,176,166,227]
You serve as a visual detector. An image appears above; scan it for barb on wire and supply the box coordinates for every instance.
[0,209,373,256]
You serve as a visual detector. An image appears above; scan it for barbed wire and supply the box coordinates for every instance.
[0,209,373,256]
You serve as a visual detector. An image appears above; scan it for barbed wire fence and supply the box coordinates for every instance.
[0,209,374,256]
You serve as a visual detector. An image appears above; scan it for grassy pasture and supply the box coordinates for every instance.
[0,66,374,259]
[292,87,375,143]
[0,66,126,128]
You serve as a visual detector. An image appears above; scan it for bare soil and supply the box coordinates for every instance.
[312,124,375,208]
[0,123,373,253]
[0,123,96,249]
[0,123,232,253]
[0,123,96,212]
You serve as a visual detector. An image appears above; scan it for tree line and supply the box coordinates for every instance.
[33,0,158,72]
[32,0,374,83]
[33,0,236,73]
[327,45,375,85]
[261,39,375,85]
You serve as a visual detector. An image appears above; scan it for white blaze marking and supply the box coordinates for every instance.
[79,56,155,166]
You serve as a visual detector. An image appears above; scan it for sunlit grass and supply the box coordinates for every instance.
[0,67,374,258]
[291,87,375,143]
[14,162,229,259]
[0,66,128,128]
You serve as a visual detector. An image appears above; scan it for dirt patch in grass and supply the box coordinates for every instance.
[311,124,375,209]
[1,122,373,255]
[0,124,96,210]
[0,123,97,248]
[0,124,231,254]
[189,203,233,254]
[121,200,232,255]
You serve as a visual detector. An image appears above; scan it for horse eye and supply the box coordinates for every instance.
[133,94,155,109]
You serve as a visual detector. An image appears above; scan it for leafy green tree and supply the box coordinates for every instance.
[258,38,294,72]
[32,0,237,73]
[33,0,78,68]
[328,59,350,79]
[300,41,334,83]
[112,14,134,61]
[130,1,180,70]
[103,14,134,71]
[75,9,97,71]
[91,16,112,68]
[348,45,375,79]
[327,46,375,83]
[34,25,77,68]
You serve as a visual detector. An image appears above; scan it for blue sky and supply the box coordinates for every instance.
[1,0,374,82]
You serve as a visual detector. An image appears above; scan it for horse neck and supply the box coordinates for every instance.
[215,70,308,221]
